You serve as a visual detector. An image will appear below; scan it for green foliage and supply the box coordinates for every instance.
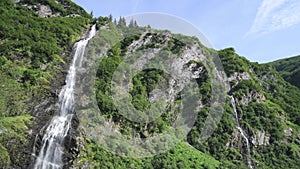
[0,0,91,117]
[130,69,164,111]
[218,48,251,76]
[20,0,91,18]
[0,1,91,168]
[78,139,219,169]
[0,115,33,167]
[0,144,10,167]
[186,47,300,168]
[1,1,300,168]
[231,79,262,100]
[91,26,298,168]
[270,55,300,89]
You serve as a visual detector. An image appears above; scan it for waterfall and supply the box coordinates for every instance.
[33,25,96,169]
[229,96,253,169]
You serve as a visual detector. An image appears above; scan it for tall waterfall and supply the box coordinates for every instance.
[229,96,253,169]
[34,25,96,169]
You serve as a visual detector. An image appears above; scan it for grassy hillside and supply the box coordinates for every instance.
[0,0,91,167]
[269,55,300,89]
[74,20,300,168]
[0,0,299,168]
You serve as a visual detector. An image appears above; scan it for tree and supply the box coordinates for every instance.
[128,19,138,28]
[117,17,126,27]
[109,14,113,21]
[128,19,134,28]
[134,20,138,27]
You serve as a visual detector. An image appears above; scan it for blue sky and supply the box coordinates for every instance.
[73,0,300,63]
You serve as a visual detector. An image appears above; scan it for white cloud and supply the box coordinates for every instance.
[246,0,300,36]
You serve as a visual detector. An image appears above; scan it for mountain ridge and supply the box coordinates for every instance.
[0,0,299,168]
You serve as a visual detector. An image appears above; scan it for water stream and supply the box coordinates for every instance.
[229,95,253,169]
[33,25,96,169]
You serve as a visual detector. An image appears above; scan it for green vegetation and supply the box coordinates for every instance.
[93,26,192,137]
[20,0,90,17]
[202,48,300,168]
[75,138,219,169]
[0,0,299,168]
[0,115,33,167]
[269,55,300,89]
[82,23,300,168]
[218,48,251,77]
[0,0,91,167]
[0,0,91,117]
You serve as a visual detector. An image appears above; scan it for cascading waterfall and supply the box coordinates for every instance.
[33,25,96,169]
[229,96,253,169]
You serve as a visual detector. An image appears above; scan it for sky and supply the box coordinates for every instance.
[72,0,300,63]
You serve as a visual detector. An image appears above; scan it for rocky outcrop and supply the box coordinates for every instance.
[227,72,251,89]
[227,71,265,104]
[240,90,266,105]
[21,3,60,17]
[251,130,270,146]
[19,0,84,18]
[284,128,293,137]
[228,72,251,82]
[38,5,60,18]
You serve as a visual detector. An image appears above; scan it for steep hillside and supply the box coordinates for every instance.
[0,1,299,169]
[70,21,300,168]
[0,0,92,168]
[269,55,300,89]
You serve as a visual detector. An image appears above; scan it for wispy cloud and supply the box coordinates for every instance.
[246,0,300,36]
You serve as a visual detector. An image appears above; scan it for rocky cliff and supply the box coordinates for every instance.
[0,1,299,169]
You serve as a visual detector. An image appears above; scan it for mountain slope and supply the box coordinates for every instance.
[269,55,300,89]
[0,0,92,168]
[0,1,299,169]
[71,22,300,168]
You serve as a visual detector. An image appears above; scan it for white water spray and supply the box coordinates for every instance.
[34,25,96,169]
[229,96,253,169]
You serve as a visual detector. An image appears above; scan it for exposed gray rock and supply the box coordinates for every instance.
[251,130,270,146]
[284,127,293,137]
[66,14,81,18]
[240,90,266,105]
[228,72,251,82]
[226,72,251,92]
[21,3,61,18]
[226,128,239,148]
[38,4,61,18]
[38,5,52,17]
[0,128,6,135]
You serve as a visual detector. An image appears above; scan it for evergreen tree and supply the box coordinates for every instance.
[109,14,113,22]
[134,20,138,27]
[90,10,93,17]
[117,17,126,27]
[128,19,134,28]
[128,19,138,28]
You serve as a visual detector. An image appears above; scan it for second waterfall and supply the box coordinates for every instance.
[33,25,96,169]
[229,96,253,169]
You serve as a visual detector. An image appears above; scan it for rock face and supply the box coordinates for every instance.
[228,72,251,82]
[38,5,59,17]
[19,0,84,18]
[251,130,270,146]
[21,3,60,17]
[30,27,96,169]
[240,90,266,105]
[284,128,293,137]
[227,71,266,104]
